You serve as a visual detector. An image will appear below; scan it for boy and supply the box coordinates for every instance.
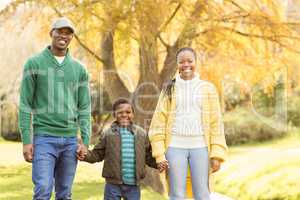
[78,98,157,200]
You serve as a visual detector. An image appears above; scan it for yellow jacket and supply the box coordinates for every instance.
[148,79,228,198]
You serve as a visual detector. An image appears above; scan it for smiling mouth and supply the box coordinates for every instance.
[58,40,67,45]
[182,69,192,72]
[120,120,130,125]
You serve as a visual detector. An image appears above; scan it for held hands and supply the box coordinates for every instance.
[76,144,88,161]
[210,158,221,173]
[157,160,169,173]
[23,144,34,163]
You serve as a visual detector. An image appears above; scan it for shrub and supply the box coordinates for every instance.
[224,107,286,145]
[1,103,20,141]
[287,96,300,127]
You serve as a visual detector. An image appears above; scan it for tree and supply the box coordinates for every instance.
[2,0,299,124]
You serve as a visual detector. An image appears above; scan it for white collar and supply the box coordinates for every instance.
[176,73,200,84]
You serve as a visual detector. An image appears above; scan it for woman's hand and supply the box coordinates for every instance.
[210,158,221,173]
[157,160,169,173]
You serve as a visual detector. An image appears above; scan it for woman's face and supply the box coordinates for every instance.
[177,50,196,80]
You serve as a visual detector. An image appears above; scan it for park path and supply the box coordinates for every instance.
[0,142,24,165]
[1,136,300,166]
[0,142,102,176]
[0,142,102,169]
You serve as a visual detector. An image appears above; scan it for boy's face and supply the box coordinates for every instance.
[114,103,134,127]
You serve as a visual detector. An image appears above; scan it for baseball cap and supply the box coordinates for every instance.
[51,17,75,33]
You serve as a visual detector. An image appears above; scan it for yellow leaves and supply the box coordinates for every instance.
[188,1,300,98]
[2,0,300,98]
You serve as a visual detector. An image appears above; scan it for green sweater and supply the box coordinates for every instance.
[18,46,91,145]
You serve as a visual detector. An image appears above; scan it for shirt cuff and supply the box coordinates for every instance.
[81,135,90,146]
[155,155,166,163]
[21,130,32,144]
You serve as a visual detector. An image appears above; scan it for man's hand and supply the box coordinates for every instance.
[157,160,169,173]
[76,144,88,161]
[23,144,34,163]
[210,158,221,173]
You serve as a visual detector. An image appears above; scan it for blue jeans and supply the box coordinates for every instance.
[32,135,78,200]
[104,183,140,200]
[166,147,210,200]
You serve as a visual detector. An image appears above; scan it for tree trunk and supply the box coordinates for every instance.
[101,30,131,103]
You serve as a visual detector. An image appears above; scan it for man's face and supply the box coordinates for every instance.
[50,27,73,51]
[114,103,134,127]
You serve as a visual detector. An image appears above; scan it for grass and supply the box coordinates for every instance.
[0,136,15,144]
[214,130,300,200]
[0,162,165,200]
[0,131,300,200]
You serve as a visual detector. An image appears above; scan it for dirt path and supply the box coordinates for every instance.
[0,143,24,165]
[0,142,102,173]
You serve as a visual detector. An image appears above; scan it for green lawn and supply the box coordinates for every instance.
[214,130,300,200]
[0,162,164,200]
[0,131,300,200]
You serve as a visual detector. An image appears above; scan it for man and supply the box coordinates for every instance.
[18,17,91,200]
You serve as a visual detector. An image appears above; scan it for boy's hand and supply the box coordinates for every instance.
[157,160,169,173]
[210,158,221,173]
[77,144,88,161]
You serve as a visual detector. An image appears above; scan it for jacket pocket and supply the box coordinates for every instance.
[102,162,114,178]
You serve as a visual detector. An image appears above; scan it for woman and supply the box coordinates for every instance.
[149,47,227,200]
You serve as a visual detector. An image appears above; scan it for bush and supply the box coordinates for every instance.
[287,96,300,127]
[1,103,20,141]
[224,107,286,145]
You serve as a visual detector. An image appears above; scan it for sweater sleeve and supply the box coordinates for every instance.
[148,91,169,163]
[208,84,228,162]
[78,67,91,145]
[18,59,36,144]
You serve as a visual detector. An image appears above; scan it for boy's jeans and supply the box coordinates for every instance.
[32,135,78,200]
[166,147,210,200]
[104,183,140,200]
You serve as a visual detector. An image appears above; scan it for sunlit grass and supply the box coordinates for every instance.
[215,131,300,200]
[0,160,165,200]
[0,136,16,144]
